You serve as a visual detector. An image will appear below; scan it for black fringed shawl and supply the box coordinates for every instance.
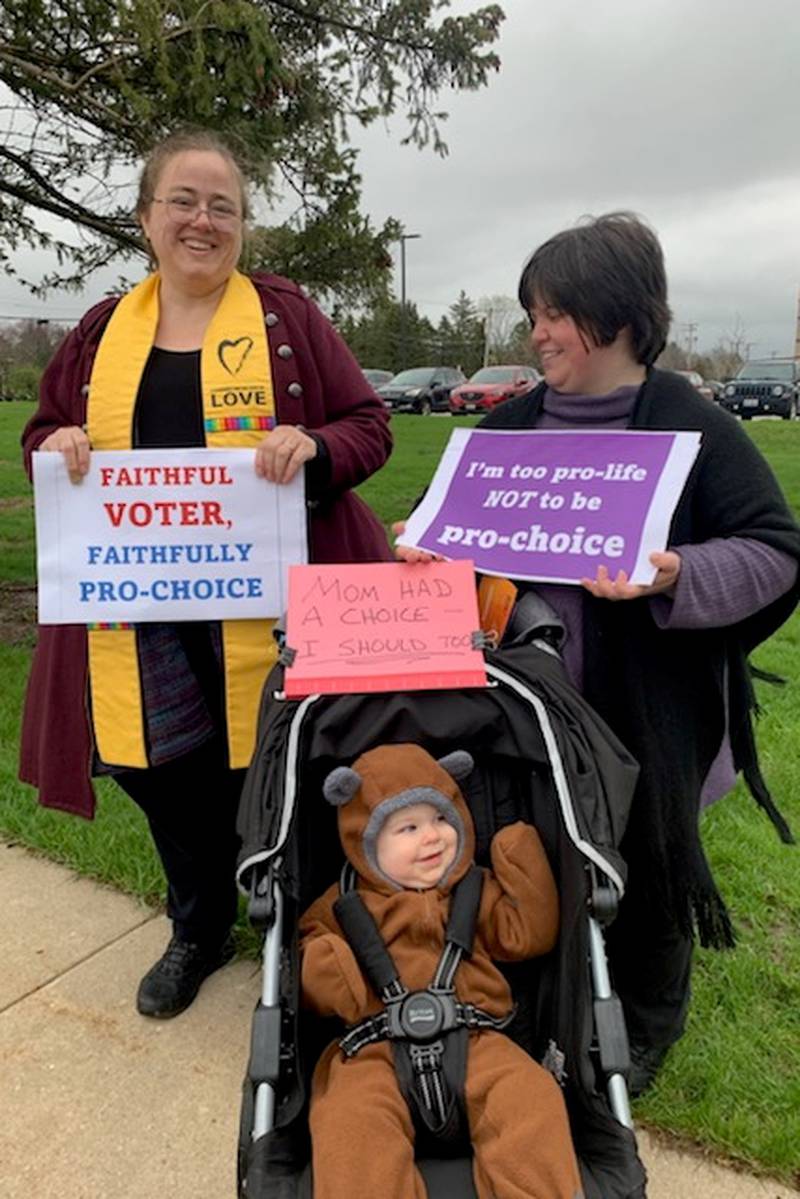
[481,369,800,947]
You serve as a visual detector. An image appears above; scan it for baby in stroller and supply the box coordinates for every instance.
[299,741,583,1199]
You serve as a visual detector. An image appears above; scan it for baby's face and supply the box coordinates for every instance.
[375,802,458,889]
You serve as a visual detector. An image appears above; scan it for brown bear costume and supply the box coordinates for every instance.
[299,743,583,1199]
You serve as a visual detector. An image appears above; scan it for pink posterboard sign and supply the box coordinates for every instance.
[283,560,487,698]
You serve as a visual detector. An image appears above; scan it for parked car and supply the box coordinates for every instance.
[448,365,541,414]
[704,379,725,402]
[720,359,800,420]
[676,369,716,403]
[362,368,394,388]
[378,366,466,414]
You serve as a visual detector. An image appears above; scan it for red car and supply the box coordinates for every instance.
[449,365,540,414]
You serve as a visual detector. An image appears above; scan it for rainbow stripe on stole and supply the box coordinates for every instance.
[86,271,278,769]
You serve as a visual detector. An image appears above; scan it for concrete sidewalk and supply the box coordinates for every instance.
[1,841,796,1199]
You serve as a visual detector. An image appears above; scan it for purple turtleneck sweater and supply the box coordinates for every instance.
[535,385,797,804]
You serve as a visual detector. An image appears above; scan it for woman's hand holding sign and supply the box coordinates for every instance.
[580,550,681,601]
[255,426,318,485]
[394,505,681,602]
[392,521,444,564]
[39,425,91,484]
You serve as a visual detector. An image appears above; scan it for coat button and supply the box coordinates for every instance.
[265,312,279,327]
[287,382,303,398]
[81,383,90,397]
[277,344,294,359]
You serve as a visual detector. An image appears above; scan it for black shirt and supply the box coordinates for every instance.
[134,348,204,448]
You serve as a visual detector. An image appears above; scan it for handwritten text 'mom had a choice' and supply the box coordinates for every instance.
[297,571,457,631]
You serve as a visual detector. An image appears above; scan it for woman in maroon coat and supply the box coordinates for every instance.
[20,127,392,1019]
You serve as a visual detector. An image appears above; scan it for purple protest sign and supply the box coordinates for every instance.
[399,428,701,585]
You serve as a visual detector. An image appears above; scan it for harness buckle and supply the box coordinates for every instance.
[387,990,458,1042]
[408,1039,446,1074]
[459,1003,480,1029]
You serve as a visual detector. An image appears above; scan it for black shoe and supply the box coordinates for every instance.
[628,1041,670,1098]
[136,935,234,1019]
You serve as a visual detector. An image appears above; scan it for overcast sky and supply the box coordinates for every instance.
[3,0,799,359]
[357,0,800,359]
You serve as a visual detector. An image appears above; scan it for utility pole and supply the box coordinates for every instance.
[482,309,492,368]
[398,233,421,368]
[680,322,698,367]
[794,288,800,361]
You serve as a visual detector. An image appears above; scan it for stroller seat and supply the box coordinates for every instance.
[236,641,647,1199]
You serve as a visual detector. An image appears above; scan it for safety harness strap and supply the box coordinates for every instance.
[333,866,513,1145]
[391,1026,471,1146]
[408,1041,450,1132]
[340,999,514,1058]
[443,865,483,957]
[332,889,403,999]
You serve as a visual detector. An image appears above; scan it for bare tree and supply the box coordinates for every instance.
[476,294,520,356]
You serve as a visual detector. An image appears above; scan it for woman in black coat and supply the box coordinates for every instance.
[397,212,800,1095]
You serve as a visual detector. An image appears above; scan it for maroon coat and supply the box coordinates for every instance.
[20,272,393,818]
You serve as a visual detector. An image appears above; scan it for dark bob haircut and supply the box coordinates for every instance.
[517,212,672,366]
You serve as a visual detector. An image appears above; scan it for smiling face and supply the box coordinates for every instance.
[375,802,458,890]
[529,301,603,394]
[529,298,642,396]
[139,149,244,297]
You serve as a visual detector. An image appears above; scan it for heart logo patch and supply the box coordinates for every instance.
[218,336,254,375]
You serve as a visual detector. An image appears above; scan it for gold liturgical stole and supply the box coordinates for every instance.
[86,271,278,769]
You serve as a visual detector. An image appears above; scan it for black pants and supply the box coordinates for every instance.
[606,884,693,1052]
[116,738,246,948]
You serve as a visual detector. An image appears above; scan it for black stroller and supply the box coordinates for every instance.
[236,615,648,1198]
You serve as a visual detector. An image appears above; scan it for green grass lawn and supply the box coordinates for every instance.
[2,404,799,1181]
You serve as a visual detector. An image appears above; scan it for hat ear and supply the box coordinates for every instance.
[437,750,473,783]
[323,765,362,807]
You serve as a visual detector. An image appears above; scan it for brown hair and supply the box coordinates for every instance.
[517,212,671,366]
[136,128,250,221]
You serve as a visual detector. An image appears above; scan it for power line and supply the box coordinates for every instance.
[0,312,75,324]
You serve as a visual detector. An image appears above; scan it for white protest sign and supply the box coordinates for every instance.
[33,448,307,624]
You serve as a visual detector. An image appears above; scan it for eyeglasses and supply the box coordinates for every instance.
[150,196,242,231]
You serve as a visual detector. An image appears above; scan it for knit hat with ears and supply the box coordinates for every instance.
[323,743,475,892]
